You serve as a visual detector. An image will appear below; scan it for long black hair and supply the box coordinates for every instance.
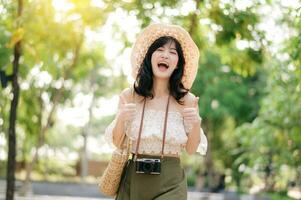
[133,36,188,105]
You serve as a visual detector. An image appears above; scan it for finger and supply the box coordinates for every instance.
[183,107,196,113]
[128,109,137,115]
[182,109,197,116]
[182,111,196,116]
[182,113,195,119]
[126,111,136,117]
[125,106,136,112]
[125,103,136,108]
[184,114,197,119]
[130,113,136,119]
[126,105,136,111]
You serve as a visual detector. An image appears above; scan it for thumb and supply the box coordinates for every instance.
[195,96,200,113]
[195,97,199,108]
[119,94,128,107]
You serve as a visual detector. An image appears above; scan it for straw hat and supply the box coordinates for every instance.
[131,23,200,89]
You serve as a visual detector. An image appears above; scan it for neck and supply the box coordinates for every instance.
[152,78,169,98]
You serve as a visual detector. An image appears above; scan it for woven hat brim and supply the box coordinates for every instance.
[131,23,199,89]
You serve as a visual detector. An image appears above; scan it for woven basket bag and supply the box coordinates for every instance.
[98,136,130,196]
[98,87,135,196]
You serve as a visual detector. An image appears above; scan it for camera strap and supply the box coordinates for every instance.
[134,95,170,161]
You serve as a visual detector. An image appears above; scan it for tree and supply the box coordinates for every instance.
[234,1,301,192]
[4,0,23,199]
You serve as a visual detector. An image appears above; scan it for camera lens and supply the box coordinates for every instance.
[143,162,153,172]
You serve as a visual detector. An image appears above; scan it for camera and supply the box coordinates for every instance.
[135,158,161,175]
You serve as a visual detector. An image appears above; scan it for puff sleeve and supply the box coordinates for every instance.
[104,118,117,148]
[104,116,131,149]
[184,121,208,156]
[196,128,208,155]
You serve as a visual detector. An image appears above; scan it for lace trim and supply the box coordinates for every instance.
[128,109,188,141]
[104,109,207,155]
[130,135,185,155]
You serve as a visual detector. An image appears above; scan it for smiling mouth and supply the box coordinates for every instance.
[157,62,169,69]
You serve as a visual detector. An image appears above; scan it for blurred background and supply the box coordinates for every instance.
[0,0,300,200]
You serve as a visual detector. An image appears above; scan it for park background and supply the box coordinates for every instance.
[0,0,300,200]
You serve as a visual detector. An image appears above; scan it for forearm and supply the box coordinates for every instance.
[185,121,201,154]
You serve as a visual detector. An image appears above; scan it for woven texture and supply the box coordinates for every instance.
[98,139,130,196]
[131,23,199,89]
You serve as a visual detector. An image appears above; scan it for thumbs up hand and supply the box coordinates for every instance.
[117,94,136,123]
[182,97,201,127]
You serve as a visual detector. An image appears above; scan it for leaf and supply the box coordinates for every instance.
[6,28,24,48]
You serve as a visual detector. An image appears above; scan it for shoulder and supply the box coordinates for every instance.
[181,92,197,107]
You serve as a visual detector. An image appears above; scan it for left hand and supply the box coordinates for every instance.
[182,97,202,127]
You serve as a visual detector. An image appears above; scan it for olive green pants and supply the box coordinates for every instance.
[116,155,187,200]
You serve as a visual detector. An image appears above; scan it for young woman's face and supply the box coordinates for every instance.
[151,40,179,79]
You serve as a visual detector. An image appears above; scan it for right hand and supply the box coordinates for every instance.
[117,94,136,123]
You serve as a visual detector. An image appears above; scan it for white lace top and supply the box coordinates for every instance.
[104,108,207,156]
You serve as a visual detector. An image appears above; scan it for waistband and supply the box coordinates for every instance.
[130,153,180,161]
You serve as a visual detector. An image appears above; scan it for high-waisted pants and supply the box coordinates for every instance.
[116,155,187,200]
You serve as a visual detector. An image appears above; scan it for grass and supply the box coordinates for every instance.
[267,192,296,200]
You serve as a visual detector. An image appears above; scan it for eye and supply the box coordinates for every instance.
[170,51,177,55]
[157,48,164,51]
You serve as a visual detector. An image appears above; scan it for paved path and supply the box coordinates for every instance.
[1,179,258,200]
[0,194,223,200]
[0,179,106,199]
[0,195,110,200]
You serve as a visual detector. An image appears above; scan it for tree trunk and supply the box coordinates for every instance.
[204,120,215,190]
[81,129,88,183]
[80,70,97,183]
[264,151,275,192]
[19,33,84,195]
[6,1,23,199]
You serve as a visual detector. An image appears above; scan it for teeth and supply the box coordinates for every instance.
[158,62,169,68]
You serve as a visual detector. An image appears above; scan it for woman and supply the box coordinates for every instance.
[105,23,207,200]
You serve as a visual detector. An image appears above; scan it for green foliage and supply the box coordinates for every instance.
[1,0,115,170]
[0,161,6,177]
[233,4,301,191]
[268,192,295,200]
[1,0,300,194]
[186,172,196,187]
[209,5,259,44]
[36,158,76,177]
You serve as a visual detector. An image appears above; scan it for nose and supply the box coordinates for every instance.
[160,50,169,59]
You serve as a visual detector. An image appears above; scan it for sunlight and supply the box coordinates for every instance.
[91,0,106,8]
[57,93,93,127]
[57,107,89,127]
[0,134,6,160]
[94,95,119,118]
[234,0,253,10]
[180,0,196,15]
[97,7,140,79]
[236,40,249,50]
[0,4,5,15]
[52,0,74,12]
[29,64,53,88]
[280,0,301,7]
[57,93,119,127]
[89,136,114,154]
